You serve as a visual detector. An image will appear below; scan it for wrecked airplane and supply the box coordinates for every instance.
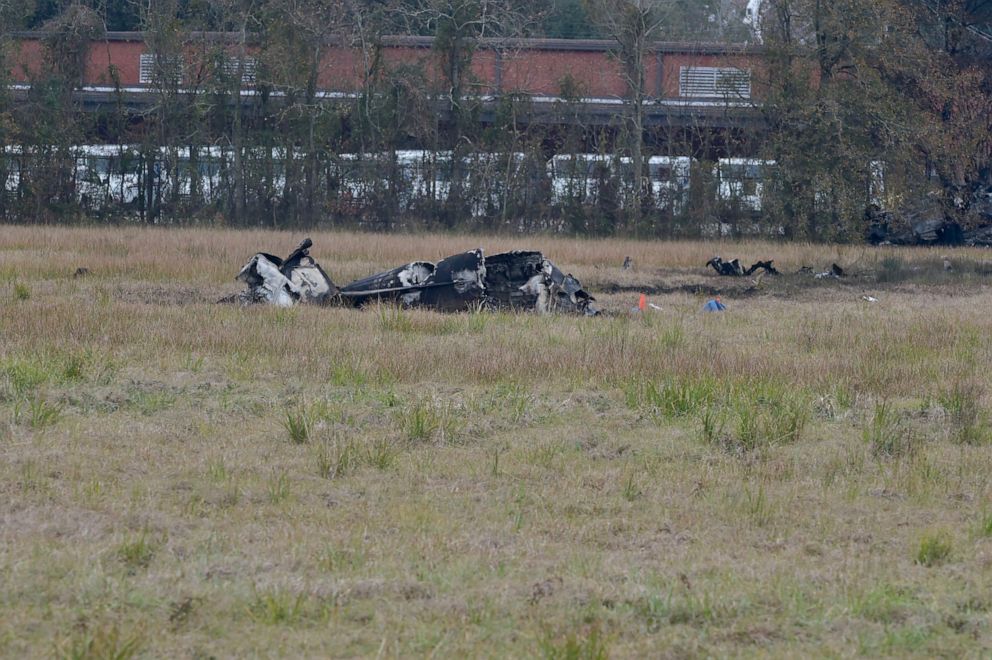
[233,240,599,315]
[234,238,338,306]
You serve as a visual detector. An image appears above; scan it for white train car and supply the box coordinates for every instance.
[714,157,775,212]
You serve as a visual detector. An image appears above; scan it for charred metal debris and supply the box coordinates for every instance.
[706,256,780,277]
[233,239,599,316]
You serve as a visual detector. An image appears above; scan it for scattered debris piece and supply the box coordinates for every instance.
[747,260,780,275]
[73,267,90,278]
[544,261,599,315]
[942,256,952,271]
[234,238,338,306]
[622,256,633,270]
[706,256,744,276]
[648,303,662,311]
[707,256,779,277]
[806,263,846,279]
[234,240,598,315]
[703,298,727,312]
[862,295,878,303]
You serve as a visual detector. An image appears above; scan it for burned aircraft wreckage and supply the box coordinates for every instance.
[234,239,599,316]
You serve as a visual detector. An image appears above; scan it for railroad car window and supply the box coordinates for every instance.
[139,54,184,85]
[220,56,257,85]
[679,66,751,99]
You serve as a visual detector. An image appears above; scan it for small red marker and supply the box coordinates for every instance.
[638,293,647,311]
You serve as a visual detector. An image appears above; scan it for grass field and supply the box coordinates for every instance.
[3,225,992,657]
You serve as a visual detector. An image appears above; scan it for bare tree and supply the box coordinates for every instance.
[585,0,666,230]
[398,0,532,226]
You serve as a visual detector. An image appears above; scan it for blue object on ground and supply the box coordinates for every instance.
[703,299,727,312]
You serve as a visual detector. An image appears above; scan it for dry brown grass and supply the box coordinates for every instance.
[3,225,992,657]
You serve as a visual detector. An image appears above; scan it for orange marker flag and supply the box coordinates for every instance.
[638,293,647,311]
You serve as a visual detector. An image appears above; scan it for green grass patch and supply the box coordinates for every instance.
[57,623,143,660]
[13,282,30,301]
[624,376,717,420]
[864,402,918,459]
[915,531,952,567]
[540,624,608,660]
[117,532,156,571]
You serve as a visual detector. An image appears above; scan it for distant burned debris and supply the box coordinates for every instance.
[234,240,598,315]
[343,248,599,315]
[234,238,338,306]
[800,263,847,279]
[706,256,779,277]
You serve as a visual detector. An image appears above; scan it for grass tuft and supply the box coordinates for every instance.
[247,589,311,625]
[117,533,156,571]
[365,435,399,470]
[979,511,992,537]
[401,396,458,443]
[267,472,291,504]
[621,471,642,502]
[865,402,917,459]
[625,376,715,419]
[314,436,363,479]
[915,531,952,567]
[283,406,315,444]
[26,396,63,430]
[701,386,809,454]
[57,623,143,660]
[540,625,608,660]
[13,281,30,301]
[939,378,987,445]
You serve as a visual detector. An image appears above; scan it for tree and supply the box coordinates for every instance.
[754,0,992,239]
[0,0,33,220]
[400,0,532,227]
[585,0,666,231]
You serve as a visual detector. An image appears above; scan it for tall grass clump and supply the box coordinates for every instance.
[13,282,30,301]
[539,625,608,660]
[915,531,952,567]
[314,435,363,479]
[624,376,716,419]
[117,532,156,571]
[27,397,63,430]
[471,383,531,424]
[267,472,291,504]
[1,350,95,396]
[977,511,992,538]
[57,624,143,660]
[247,590,312,625]
[401,396,459,443]
[939,379,987,445]
[376,304,414,333]
[283,408,313,444]
[282,400,336,444]
[864,402,917,458]
[700,382,810,453]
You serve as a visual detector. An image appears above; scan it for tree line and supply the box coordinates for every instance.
[0,0,989,241]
